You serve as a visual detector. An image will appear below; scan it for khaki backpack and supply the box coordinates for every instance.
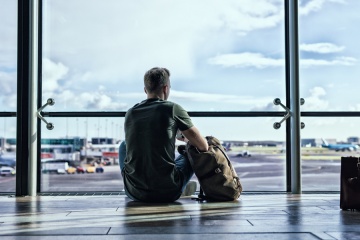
[185,136,242,201]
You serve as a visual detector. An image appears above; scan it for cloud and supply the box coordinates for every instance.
[42,58,69,92]
[300,43,345,53]
[250,86,329,111]
[251,102,279,111]
[0,71,17,109]
[208,52,357,68]
[80,93,127,110]
[40,0,284,84]
[43,89,129,111]
[301,57,357,67]
[208,52,283,69]
[299,0,346,16]
[302,86,329,111]
[0,1,17,69]
[170,89,271,106]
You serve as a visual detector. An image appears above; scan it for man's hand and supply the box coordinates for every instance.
[181,127,208,152]
[176,129,188,142]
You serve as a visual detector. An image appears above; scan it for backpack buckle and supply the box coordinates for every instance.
[215,168,222,174]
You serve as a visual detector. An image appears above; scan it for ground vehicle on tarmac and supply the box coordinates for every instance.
[236,150,251,157]
[0,166,16,176]
[86,166,96,173]
[76,166,85,173]
[67,167,77,174]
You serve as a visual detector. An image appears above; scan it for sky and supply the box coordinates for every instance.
[1,0,360,141]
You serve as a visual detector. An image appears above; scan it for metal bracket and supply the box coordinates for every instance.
[37,98,55,130]
[273,98,305,129]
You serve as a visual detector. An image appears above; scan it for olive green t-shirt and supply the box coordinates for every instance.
[123,98,194,202]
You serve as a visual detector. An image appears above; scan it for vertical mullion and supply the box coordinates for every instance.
[16,0,31,196]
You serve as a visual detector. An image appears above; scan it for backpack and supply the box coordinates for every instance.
[185,136,242,201]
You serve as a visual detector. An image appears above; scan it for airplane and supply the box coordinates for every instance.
[221,142,232,151]
[321,138,359,152]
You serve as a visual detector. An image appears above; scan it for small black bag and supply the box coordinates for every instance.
[340,156,360,210]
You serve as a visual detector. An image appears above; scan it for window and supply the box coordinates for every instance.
[0,0,17,192]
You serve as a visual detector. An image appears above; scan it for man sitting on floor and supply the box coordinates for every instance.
[119,67,208,202]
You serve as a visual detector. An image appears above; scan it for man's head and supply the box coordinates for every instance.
[144,67,171,100]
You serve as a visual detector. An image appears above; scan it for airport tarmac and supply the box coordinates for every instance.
[0,151,347,193]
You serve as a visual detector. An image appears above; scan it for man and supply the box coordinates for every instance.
[119,67,208,202]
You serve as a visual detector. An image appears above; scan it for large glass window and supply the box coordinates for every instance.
[0,0,17,112]
[301,117,360,191]
[298,0,360,191]
[42,0,285,112]
[40,117,124,192]
[299,0,360,111]
[40,117,286,192]
[41,0,287,193]
[0,117,16,192]
[0,0,17,192]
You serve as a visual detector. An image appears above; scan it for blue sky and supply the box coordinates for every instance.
[1,0,360,141]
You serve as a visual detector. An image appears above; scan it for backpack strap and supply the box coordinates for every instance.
[191,187,207,202]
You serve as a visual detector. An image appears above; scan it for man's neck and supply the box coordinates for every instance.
[147,93,164,100]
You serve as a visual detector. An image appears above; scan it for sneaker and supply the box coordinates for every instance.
[181,180,197,197]
[177,145,186,155]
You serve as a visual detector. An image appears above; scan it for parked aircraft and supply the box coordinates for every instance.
[321,138,359,152]
[222,142,232,151]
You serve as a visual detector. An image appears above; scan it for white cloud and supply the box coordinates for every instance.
[208,52,357,68]
[43,89,128,111]
[170,89,270,106]
[208,52,283,69]
[42,58,69,92]
[299,0,346,16]
[300,57,357,67]
[42,0,284,83]
[0,1,16,69]
[2,94,17,110]
[302,86,329,110]
[251,86,329,111]
[300,43,345,53]
[0,71,16,95]
[0,71,17,109]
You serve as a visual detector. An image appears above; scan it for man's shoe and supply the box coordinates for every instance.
[181,181,197,197]
[177,145,186,155]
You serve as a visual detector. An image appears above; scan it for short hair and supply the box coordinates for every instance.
[144,67,170,93]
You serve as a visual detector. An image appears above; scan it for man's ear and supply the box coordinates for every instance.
[144,87,147,94]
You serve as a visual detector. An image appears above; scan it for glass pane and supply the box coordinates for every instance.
[192,117,286,191]
[0,0,17,111]
[0,117,17,192]
[42,0,285,111]
[41,117,124,192]
[299,0,360,111]
[41,117,285,192]
[301,117,360,191]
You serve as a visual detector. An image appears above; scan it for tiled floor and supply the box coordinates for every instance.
[0,193,359,239]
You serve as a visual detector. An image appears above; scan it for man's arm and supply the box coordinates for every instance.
[181,126,209,152]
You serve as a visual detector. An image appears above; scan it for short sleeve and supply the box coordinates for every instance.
[173,103,194,131]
